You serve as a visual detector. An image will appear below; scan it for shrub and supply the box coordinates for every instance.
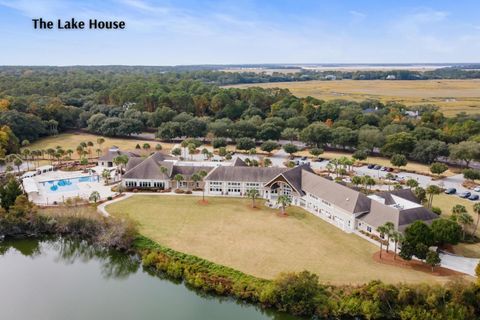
[431,206,442,215]
[185,190,192,194]
[107,196,113,201]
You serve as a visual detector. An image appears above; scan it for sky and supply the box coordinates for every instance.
[0,0,480,65]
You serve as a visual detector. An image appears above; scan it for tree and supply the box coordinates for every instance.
[331,126,357,149]
[197,170,208,201]
[390,154,407,169]
[13,158,22,172]
[299,122,332,147]
[383,222,395,253]
[463,169,480,181]
[473,203,480,237]
[381,132,416,156]
[426,251,441,272]
[406,179,418,189]
[430,162,448,177]
[390,231,403,260]
[260,141,280,155]
[142,143,151,153]
[425,185,441,208]
[191,172,202,190]
[171,148,182,157]
[212,137,227,149]
[246,189,260,208]
[352,149,368,161]
[431,219,462,245]
[410,139,449,164]
[102,169,111,185]
[281,127,299,142]
[155,143,163,151]
[113,154,129,175]
[376,224,388,259]
[0,178,23,211]
[89,191,100,203]
[404,221,434,248]
[80,157,89,171]
[276,195,291,215]
[236,137,256,151]
[449,141,480,168]
[283,143,298,159]
[174,174,184,189]
[309,147,323,159]
[457,212,474,240]
[263,158,272,167]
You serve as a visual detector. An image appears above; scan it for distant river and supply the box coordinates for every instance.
[0,239,297,320]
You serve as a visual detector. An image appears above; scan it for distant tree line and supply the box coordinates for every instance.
[0,67,479,167]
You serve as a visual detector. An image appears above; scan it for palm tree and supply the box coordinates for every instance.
[376,225,388,259]
[174,174,184,189]
[426,185,441,208]
[390,231,403,260]
[113,155,129,176]
[87,141,94,159]
[383,222,395,253]
[96,137,105,150]
[276,195,291,215]
[159,166,168,176]
[66,149,74,160]
[198,170,208,201]
[102,169,111,185]
[89,191,100,203]
[473,203,480,237]
[191,172,202,190]
[13,158,22,172]
[22,148,31,170]
[80,157,88,172]
[457,212,474,240]
[155,143,162,151]
[246,189,260,208]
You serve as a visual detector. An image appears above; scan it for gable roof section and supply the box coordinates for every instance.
[376,189,420,205]
[99,149,140,161]
[301,170,371,214]
[264,165,314,196]
[172,165,213,178]
[359,193,438,231]
[205,166,288,183]
[123,152,173,180]
[232,157,248,167]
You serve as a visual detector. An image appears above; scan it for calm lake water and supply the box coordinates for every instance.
[0,239,298,320]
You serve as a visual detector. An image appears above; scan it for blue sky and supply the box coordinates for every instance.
[1,0,479,65]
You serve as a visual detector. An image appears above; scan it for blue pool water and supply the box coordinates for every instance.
[43,176,99,193]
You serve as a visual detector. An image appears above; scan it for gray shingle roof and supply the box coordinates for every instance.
[205,166,288,183]
[123,152,174,180]
[264,165,314,196]
[232,157,247,167]
[301,170,371,214]
[380,189,421,204]
[172,166,213,178]
[359,190,438,231]
[98,149,140,162]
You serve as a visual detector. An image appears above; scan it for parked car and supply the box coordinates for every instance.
[313,157,324,162]
[387,167,394,172]
[468,194,479,201]
[301,156,307,161]
[474,186,480,192]
[444,188,456,194]
[459,192,471,198]
[381,166,388,171]
[373,165,382,170]
[367,164,375,169]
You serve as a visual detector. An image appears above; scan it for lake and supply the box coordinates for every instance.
[0,239,298,320]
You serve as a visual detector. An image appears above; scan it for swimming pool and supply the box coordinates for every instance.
[42,176,99,193]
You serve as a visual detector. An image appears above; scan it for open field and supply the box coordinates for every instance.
[23,132,176,159]
[106,195,468,285]
[226,79,480,116]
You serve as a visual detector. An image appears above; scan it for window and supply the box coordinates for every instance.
[125,181,137,187]
[209,181,222,192]
[321,200,331,206]
[227,182,241,193]
[283,184,292,196]
[367,226,372,232]
[245,182,260,190]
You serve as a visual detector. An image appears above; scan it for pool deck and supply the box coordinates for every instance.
[26,170,116,205]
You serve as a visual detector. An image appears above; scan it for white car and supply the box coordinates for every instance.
[474,186,480,192]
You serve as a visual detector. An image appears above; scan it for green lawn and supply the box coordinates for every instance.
[106,195,466,285]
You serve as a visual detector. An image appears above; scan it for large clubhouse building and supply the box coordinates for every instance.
[115,149,438,235]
